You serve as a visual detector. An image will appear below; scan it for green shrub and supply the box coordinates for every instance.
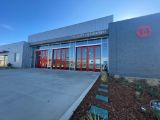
[135,81,144,95]
[7,63,12,68]
[153,109,160,120]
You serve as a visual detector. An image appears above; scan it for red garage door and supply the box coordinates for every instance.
[76,45,101,72]
[52,48,69,70]
[36,50,48,68]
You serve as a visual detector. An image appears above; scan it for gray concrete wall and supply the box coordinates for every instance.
[0,41,32,68]
[28,15,113,44]
[109,13,160,78]
[22,42,33,68]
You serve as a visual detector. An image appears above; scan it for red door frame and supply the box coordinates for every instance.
[86,47,89,71]
[93,46,96,71]
[52,48,69,70]
[76,45,101,72]
[64,49,67,69]
[80,47,82,71]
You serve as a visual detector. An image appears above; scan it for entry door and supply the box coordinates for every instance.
[76,45,101,72]
[52,48,69,70]
[0,56,5,67]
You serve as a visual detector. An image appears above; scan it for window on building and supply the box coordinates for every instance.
[0,56,5,67]
[0,55,8,67]
[69,42,75,70]
[14,53,20,62]
[101,39,109,70]
[47,50,52,68]
[88,39,101,45]
[61,43,69,47]
[76,41,87,46]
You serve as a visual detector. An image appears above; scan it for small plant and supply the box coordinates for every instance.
[101,72,108,82]
[104,64,109,77]
[86,112,104,120]
[7,63,12,68]
[135,81,145,95]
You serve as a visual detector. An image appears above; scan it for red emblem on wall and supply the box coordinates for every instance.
[136,25,152,38]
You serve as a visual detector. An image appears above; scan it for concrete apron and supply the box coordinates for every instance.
[0,69,100,120]
[59,74,99,120]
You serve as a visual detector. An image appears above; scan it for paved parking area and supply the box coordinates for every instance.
[0,69,99,120]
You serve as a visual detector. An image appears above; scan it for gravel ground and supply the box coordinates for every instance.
[70,75,160,120]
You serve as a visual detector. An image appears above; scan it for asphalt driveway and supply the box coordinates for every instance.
[0,69,99,120]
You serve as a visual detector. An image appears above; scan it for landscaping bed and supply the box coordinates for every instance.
[70,73,160,120]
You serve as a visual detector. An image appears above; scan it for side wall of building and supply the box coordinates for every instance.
[0,42,24,67]
[0,41,32,68]
[109,13,160,78]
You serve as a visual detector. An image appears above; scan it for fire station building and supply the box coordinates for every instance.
[0,13,160,78]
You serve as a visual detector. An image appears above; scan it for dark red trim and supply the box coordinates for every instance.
[93,47,95,71]
[60,49,62,69]
[55,50,58,69]
[80,47,82,71]
[100,46,101,71]
[52,49,54,68]
[64,49,66,69]
[87,47,89,71]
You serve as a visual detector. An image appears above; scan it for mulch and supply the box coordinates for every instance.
[70,75,160,120]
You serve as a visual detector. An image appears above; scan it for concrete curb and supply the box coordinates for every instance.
[59,74,100,120]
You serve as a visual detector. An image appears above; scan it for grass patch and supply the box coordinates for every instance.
[115,77,129,86]
[146,80,160,87]
[100,72,108,82]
